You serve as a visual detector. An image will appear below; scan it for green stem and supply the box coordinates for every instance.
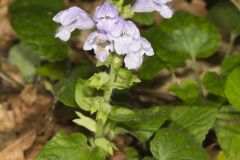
[191,58,205,96]
[96,64,117,138]
[226,32,238,57]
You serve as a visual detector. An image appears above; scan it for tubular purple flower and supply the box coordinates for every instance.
[132,0,173,19]
[83,31,114,62]
[53,6,95,41]
[94,1,119,32]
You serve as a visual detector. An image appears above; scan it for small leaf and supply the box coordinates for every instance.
[133,12,155,26]
[145,11,221,63]
[9,0,69,61]
[54,63,96,107]
[169,80,200,104]
[73,112,97,132]
[139,56,166,80]
[114,68,140,89]
[124,147,138,160]
[170,106,218,142]
[215,106,240,160]
[8,43,40,82]
[225,67,240,110]
[95,138,116,155]
[203,72,226,97]
[89,72,110,90]
[150,126,211,160]
[221,53,240,74]
[208,1,240,34]
[36,62,66,80]
[37,132,106,160]
[110,106,169,142]
[75,79,96,111]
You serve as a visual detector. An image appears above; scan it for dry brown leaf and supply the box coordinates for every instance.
[173,0,207,16]
[0,130,36,160]
[0,0,16,49]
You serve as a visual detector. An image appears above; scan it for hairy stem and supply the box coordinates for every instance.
[96,64,117,138]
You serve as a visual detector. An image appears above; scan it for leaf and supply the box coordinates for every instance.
[225,67,240,110]
[133,12,155,26]
[54,63,96,107]
[215,106,240,160]
[145,11,221,64]
[36,62,66,80]
[109,106,169,142]
[208,1,240,34]
[8,43,40,82]
[37,132,106,160]
[75,79,97,111]
[169,80,200,104]
[124,147,138,160]
[203,72,226,97]
[139,56,166,80]
[221,53,240,74]
[170,106,218,142]
[150,127,211,160]
[9,0,69,61]
[73,112,97,132]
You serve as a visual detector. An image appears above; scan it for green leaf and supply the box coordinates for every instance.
[145,11,221,63]
[75,79,96,111]
[73,112,97,132]
[54,63,96,107]
[208,1,240,34]
[225,67,240,110]
[37,132,106,160]
[139,56,166,80]
[36,62,66,80]
[124,147,138,160]
[169,80,200,104]
[143,157,156,160]
[8,43,40,82]
[221,53,240,74]
[133,12,155,26]
[114,68,140,89]
[9,0,69,61]
[215,106,240,160]
[150,127,211,160]
[110,106,169,142]
[170,106,218,142]
[89,72,110,90]
[203,72,226,97]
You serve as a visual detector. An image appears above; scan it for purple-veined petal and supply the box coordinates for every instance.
[83,32,98,51]
[94,1,118,19]
[55,26,71,41]
[155,4,173,19]
[53,6,95,29]
[124,53,143,69]
[132,0,155,12]
[141,37,154,56]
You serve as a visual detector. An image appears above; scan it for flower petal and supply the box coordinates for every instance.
[94,1,118,19]
[83,32,98,51]
[155,4,173,19]
[124,53,143,69]
[55,26,71,41]
[132,0,155,12]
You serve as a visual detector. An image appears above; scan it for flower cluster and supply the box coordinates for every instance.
[53,0,173,69]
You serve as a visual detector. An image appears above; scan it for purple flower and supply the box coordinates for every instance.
[108,18,154,69]
[108,18,140,55]
[53,1,154,70]
[53,6,95,41]
[94,1,119,32]
[83,31,114,62]
[132,0,173,19]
